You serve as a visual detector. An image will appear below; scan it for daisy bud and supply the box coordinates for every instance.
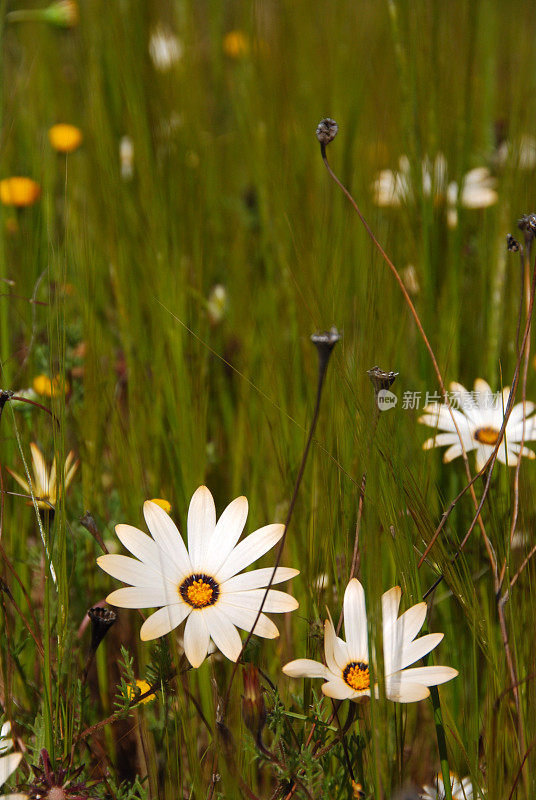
[88,605,117,653]
[241,664,266,745]
[316,118,338,146]
[367,365,398,392]
[507,234,521,252]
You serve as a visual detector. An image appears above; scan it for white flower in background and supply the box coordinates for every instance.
[420,773,473,800]
[0,722,26,799]
[149,25,183,71]
[496,134,536,171]
[119,135,134,180]
[98,487,299,667]
[419,379,536,470]
[8,443,78,510]
[206,284,228,325]
[372,154,497,227]
[283,578,457,703]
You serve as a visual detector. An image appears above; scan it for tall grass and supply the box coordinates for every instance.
[1,1,536,797]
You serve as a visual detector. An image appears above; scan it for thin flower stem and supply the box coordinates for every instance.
[430,685,453,800]
[319,139,489,554]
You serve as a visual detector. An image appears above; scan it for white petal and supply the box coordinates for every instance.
[220,604,279,638]
[381,586,401,634]
[419,406,472,434]
[508,401,536,426]
[187,486,216,571]
[443,443,465,462]
[106,586,179,608]
[223,567,299,592]
[143,501,192,576]
[221,589,298,613]
[183,611,211,667]
[473,378,493,405]
[475,445,492,471]
[215,524,285,582]
[385,679,430,702]
[395,602,427,648]
[323,618,341,676]
[204,495,248,575]
[322,678,366,701]
[0,753,22,786]
[115,524,180,581]
[0,794,31,800]
[507,420,536,442]
[97,554,165,587]
[140,603,191,640]
[506,442,536,460]
[422,433,460,448]
[282,659,329,680]
[393,633,444,671]
[30,443,48,495]
[343,579,368,662]
[202,605,243,661]
[394,665,458,686]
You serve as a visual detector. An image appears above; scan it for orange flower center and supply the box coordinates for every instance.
[343,661,370,691]
[179,574,219,608]
[474,426,500,445]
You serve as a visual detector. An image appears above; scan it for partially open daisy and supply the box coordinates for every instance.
[420,773,473,800]
[0,722,26,799]
[283,578,457,703]
[97,487,299,667]
[8,443,78,510]
[419,379,536,470]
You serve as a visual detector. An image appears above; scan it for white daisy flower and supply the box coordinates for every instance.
[7,443,78,510]
[0,722,26,799]
[420,772,473,800]
[97,487,299,668]
[148,25,183,71]
[283,578,457,703]
[419,379,536,470]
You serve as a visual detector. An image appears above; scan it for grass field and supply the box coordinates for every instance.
[1,1,536,798]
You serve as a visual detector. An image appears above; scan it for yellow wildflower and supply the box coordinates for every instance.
[127,679,155,705]
[32,374,70,397]
[48,124,83,153]
[0,177,40,208]
[223,30,250,59]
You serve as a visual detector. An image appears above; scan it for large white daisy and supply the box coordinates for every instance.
[420,773,473,800]
[97,487,299,668]
[0,722,26,800]
[283,578,457,703]
[419,379,536,470]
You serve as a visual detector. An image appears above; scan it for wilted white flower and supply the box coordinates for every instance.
[283,578,457,703]
[8,443,78,509]
[98,487,299,667]
[419,379,536,470]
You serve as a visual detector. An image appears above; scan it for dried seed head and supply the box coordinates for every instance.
[88,605,117,652]
[517,214,536,243]
[367,366,398,392]
[507,234,521,252]
[316,118,338,145]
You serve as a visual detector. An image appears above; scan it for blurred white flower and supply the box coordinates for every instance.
[419,379,536,470]
[372,154,497,227]
[207,284,227,325]
[149,25,183,71]
[420,772,473,800]
[119,136,134,180]
[496,134,536,171]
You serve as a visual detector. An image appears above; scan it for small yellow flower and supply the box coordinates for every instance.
[127,679,155,705]
[8,443,78,510]
[150,498,171,514]
[223,30,250,59]
[48,124,83,153]
[32,374,70,398]
[0,177,41,207]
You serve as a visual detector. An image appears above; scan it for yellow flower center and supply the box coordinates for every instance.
[474,426,500,445]
[179,574,219,608]
[343,661,370,691]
